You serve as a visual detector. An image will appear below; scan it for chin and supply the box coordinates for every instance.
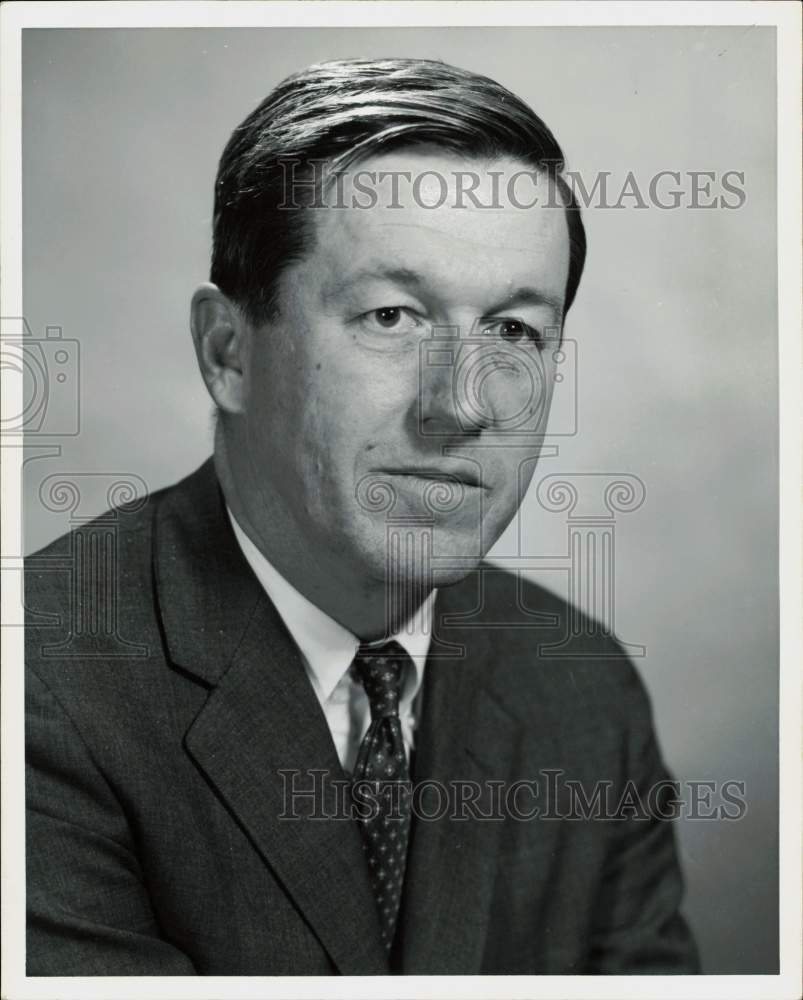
[348,507,498,588]
[369,556,481,593]
[384,527,490,588]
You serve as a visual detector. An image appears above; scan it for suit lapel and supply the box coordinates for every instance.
[397,575,568,974]
[153,460,388,974]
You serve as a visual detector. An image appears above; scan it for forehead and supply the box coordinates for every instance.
[300,151,570,310]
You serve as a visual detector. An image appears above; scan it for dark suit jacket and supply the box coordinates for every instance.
[25,458,699,975]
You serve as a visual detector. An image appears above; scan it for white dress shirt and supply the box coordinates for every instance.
[227,509,435,773]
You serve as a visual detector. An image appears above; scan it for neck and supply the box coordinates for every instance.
[214,419,431,641]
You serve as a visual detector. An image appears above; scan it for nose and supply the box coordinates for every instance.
[417,328,485,437]
[416,326,547,438]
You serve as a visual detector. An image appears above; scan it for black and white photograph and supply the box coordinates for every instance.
[1,2,800,998]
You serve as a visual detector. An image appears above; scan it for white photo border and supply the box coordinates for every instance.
[2,3,800,999]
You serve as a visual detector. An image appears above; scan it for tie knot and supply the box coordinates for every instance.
[353,640,408,720]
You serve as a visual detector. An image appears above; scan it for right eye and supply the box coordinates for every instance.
[480,318,543,347]
[359,307,423,335]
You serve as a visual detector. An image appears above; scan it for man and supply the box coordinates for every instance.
[25,58,699,975]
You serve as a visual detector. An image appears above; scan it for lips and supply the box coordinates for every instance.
[379,465,483,488]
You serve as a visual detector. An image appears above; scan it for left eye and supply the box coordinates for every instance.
[482,319,541,344]
[361,307,423,334]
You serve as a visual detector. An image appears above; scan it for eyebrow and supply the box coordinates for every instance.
[323,266,425,300]
[325,266,564,316]
[484,286,564,317]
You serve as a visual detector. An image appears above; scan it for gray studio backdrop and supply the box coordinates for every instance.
[21,27,778,973]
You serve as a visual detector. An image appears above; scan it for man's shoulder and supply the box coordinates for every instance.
[24,459,217,678]
[442,560,626,653]
[24,460,225,747]
[25,458,216,589]
[439,563,648,723]
[27,484,158,570]
[25,484,161,635]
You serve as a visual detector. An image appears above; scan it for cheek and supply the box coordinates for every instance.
[247,329,327,436]
[294,385,368,500]
[489,450,540,512]
[307,355,408,446]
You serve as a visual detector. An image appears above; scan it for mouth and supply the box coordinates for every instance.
[378,466,484,489]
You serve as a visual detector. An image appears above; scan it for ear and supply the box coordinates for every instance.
[190,283,248,415]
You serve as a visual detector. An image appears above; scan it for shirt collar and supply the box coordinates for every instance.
[226,508,434,704]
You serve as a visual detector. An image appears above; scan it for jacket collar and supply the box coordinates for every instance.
[153,457,262,687]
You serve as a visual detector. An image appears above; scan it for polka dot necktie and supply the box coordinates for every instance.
[351,640,413,951]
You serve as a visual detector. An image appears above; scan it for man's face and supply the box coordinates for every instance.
[239,151,570,588]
